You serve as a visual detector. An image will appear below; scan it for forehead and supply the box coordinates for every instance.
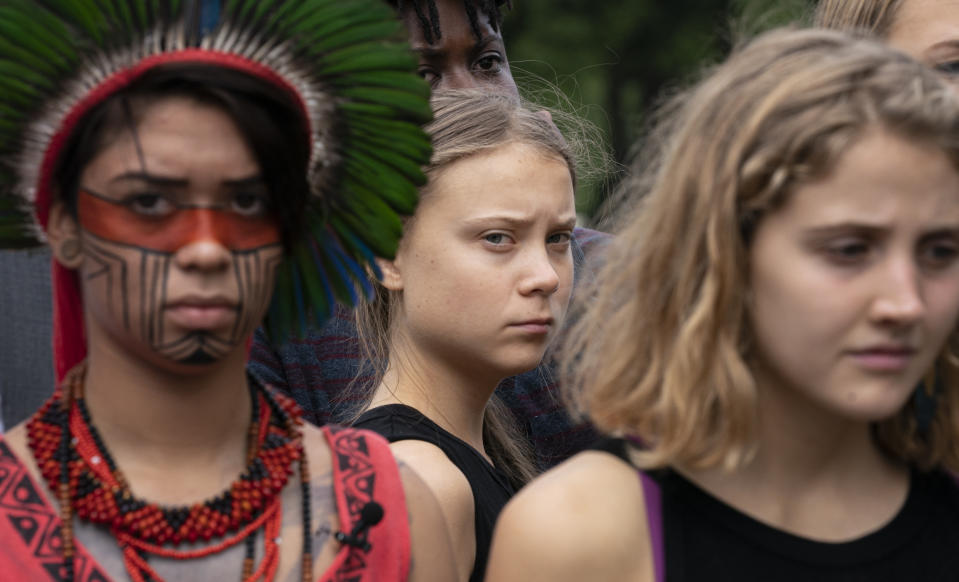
[400,0,497,47]
[79,96,259,188]
[770,130,959,227]
[420,142,575,219]
[887,0,959,58]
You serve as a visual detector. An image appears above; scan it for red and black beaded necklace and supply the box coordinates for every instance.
[26,363,314,582]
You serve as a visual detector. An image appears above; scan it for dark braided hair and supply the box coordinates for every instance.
[392,0,512,44]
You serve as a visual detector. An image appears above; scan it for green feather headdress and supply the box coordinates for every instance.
[0,0,432,347]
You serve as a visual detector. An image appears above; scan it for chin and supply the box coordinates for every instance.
[496,354,550,378]
[834,390,914,424]
[137,343,239,378]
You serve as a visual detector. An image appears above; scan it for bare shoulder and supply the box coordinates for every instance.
[396,461,459,582]
[389,439,473,581]
[501,450,646,542]
[388,440,473,515]
[485,450,654,582]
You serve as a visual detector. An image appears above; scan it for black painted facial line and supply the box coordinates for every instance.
[83,235,131,332]
[231,251,250,342]
[149,253,168,348]
[156,331,233,364]
[229,247,282,344]
[180,348,219,365]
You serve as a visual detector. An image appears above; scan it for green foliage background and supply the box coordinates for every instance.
[502,0,812,221]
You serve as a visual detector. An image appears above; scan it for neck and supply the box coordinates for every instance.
[368,330,500,455]
[681,370,908,540]
[737,391,891,493]
[81,337,252,471]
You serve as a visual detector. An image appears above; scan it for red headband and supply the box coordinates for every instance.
[36,49,310,231]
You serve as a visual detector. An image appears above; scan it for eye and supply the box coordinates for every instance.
[417,66,439,87]
[474,53,504,75]
[483,232,514,247]
[124,193,175,217]
[934,60,959,76]
[919,239,959,269]
[547,231,572,249]
[230,192,271,217]
[823,239,871,264]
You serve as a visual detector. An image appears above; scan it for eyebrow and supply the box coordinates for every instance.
[928,39,959,54]
[462,214,578,230]
[473,35,502,52]
[803,222,959,238]
[412,33,503,58]
[110,171,188,187]
[109,172,265,188]
[413,46,445,58]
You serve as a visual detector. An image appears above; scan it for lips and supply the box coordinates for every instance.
[847,345,917,372]
[165,296,237,329]
[509,318,554,335]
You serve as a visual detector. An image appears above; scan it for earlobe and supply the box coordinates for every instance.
[47,202,84,269]
[376,257,404,291]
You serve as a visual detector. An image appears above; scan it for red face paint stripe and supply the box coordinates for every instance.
[36,50,311,232]
[78,191,280,253]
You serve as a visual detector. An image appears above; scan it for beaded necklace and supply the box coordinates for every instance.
[26,363,313,582]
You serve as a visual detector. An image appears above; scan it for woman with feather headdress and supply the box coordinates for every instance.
[0,1,455,580]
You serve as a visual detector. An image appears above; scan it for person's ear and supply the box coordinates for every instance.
[47,201,83,269]
[375,256,404,291]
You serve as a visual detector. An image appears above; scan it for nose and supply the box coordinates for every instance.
[518,248,562,297]
[174,239,232,272]
[172,211,231,272]
[436,66,482,91]
[870,255,924,326]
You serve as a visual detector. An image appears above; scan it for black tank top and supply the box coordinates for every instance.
[354,404,515,582]
[594,438,959,581]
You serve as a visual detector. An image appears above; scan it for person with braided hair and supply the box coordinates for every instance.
[0,1,456,581]
[393,0,519,95]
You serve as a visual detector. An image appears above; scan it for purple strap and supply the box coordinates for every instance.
[639,471,665,582]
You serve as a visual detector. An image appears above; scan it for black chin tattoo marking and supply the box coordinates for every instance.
[181,350,218,365]
[157,331,233,364]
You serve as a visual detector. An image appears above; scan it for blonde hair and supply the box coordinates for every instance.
[356,90,576,487]
[814,0,902,35]
[564,27,959,472]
